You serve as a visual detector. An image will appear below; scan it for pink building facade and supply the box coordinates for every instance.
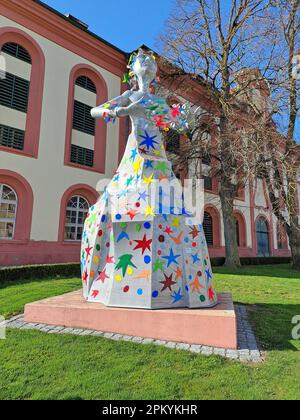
[0,0,291,266]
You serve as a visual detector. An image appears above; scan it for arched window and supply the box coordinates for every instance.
[65,65,108,174]
[256,217,270,256]
[64,196,89,241]
[0,184,17,239]
[0,27,45,158]
[203,212,214,247]
[0,42,31,151]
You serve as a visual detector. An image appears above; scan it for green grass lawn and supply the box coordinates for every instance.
[0,265,299,400]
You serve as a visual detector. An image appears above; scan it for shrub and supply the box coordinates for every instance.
[0,263,81,283]
[211,257,291,267]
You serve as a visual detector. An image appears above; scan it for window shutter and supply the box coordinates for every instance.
[0,124,25,150]
[71,144,94,167]
[75,76,96,93]
[2,43,32,64]
[203,212,213,246]
[72,100,95,136]
[0,72,30,113]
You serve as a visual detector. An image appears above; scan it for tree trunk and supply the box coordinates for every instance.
[288,226,300,270]
[218,114,241,268]
[220,186,241,268]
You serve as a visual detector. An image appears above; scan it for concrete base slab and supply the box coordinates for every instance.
[24,290,237,349]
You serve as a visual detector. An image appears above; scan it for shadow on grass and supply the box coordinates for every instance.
[246,303,300,352]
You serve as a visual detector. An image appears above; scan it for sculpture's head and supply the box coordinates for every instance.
[129,48,158,85]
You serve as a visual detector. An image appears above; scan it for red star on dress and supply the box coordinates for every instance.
[91,290,99,299]
[139,147,147,154]
[164,226,173,235]
[85,245,93,257]
[160,273,177,292]
[189,226,200,240]
[208,287,215,301]
[106,255,114,264]
[171,105,181,118]
[127,209,139,220]
[134,234,152,255]
[96,268,109,283]
[82,269,88,284]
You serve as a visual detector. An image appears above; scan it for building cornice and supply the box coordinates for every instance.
[1,0,127,77]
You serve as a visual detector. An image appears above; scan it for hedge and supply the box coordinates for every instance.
[0,263,81,283]
[0,257,292,283]
[211,256,292,267]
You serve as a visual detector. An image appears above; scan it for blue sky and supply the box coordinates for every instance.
[42,0,298,140]
[42,0,175,52]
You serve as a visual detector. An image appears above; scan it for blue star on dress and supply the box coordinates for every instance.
[139,131,159,151]
[130,148,138,162]
[171,288,184,304]
[192,253,201,264]
[138,191,148,202]
[118,189,128,199]
[162,248,181,268]
[145,159,154,169]
[205,269,213,281]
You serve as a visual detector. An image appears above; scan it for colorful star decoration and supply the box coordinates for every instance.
[80,88,217,309]
[134,234,152,255]
[160,273,177,292]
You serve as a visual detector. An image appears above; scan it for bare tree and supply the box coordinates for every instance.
[159,0,275,267]
[250,0,300,268]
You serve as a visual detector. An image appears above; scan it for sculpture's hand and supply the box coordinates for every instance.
[91,107,116,119]
[91,90,133,120]
[114,107,129,118]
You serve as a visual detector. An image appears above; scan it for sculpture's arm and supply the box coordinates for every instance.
[114,100,143,118]
[91,90,132,119]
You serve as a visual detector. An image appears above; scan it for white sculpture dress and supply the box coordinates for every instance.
[81,50,217,309]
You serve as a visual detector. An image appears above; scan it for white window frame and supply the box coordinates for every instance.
[0,184,18,240]
[64,195,89,242]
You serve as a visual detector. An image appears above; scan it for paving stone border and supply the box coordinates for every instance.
[2,305,264,363]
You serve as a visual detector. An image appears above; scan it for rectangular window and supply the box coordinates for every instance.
[73,100,95,136]
[166,129,180,155]
[71,144,94,167]
[0,124,25,150]
[203,213,213,246]
[0,72,30,113]
[204,176,213,191]
[202,153,212,166]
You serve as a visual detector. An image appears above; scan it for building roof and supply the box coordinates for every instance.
[33,0,127,56]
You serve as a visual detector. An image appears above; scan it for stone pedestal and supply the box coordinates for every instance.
[24,291,237,349]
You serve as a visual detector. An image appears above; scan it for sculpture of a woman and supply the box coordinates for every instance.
[81,49,217,309]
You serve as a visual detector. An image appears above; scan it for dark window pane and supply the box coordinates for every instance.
[73,100,95,135]
[75,76,96,93]
[71,144,94,167]
[203,212,213,246]
[0,72,30,113]
[2,43,32,64]
[204,176,213,191]
[202,153,211,166]
[166,129,180,154]
[0,124,25,150]
[236,220,240,247]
